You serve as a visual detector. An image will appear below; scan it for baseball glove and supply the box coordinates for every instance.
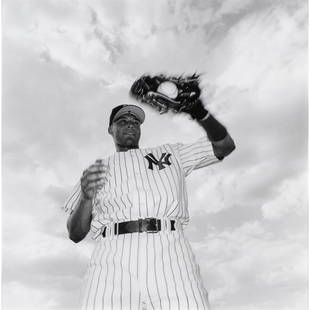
[130,74,202,114]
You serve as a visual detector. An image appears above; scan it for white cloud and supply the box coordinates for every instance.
[3,281,59,310]
[261,173,307,219]
[191,221,307,310]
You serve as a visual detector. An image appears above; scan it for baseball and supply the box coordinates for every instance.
[157,81,178,99]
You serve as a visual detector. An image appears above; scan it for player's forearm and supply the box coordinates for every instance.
[67,197,93,243]
[192,100,236,158]
[197,113,228,141]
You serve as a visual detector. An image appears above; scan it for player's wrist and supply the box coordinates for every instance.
[81,190,93,202]
[189,100,209,120]
[198,113,228,142]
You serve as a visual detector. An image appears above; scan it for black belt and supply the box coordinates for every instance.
[102,218,176,238]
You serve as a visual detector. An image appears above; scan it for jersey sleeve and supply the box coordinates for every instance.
[174,136,220,177]
[63,181,82,215]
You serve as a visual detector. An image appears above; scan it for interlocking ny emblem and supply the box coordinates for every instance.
[144,153,172,170]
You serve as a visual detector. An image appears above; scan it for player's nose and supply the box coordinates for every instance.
[126,121,137,128]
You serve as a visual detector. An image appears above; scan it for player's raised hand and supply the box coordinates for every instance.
[80,159,108,200]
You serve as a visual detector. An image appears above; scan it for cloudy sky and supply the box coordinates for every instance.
[2,0,308,309]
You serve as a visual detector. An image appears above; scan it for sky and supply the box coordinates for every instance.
[2,0,308,309]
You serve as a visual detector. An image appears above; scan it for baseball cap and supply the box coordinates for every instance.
[109,104,145,126]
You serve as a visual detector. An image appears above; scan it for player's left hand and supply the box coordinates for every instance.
[129,74,202,115]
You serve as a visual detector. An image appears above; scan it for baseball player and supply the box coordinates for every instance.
[65,74,235,310]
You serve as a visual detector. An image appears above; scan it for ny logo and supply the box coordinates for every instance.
[144,153,172,170]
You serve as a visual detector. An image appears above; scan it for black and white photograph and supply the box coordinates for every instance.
[2,0,308,310]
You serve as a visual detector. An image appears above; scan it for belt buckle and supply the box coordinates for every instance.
[145,218,159,233]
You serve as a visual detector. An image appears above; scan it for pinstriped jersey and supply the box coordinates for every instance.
[64,136,219,240]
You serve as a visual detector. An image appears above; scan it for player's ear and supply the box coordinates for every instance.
[108,125,112,135]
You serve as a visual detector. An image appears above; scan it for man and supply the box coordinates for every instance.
[65,101,235,310]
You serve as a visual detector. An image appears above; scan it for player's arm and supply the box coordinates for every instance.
[67,197,93,243]
[67,160,106,243]
[192,100,236,159]
[129,74,235,158]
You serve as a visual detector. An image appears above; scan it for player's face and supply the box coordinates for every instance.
[109,114,141,150]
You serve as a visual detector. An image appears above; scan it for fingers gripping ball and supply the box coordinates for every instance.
[80,159,108,200]
[130,74,202,114]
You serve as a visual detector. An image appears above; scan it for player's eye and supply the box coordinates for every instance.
[118,120,126,125]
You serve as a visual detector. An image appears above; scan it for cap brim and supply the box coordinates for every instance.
[113,105,145,124]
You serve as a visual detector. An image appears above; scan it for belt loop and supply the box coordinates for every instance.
[161,218,164,232]
[106,225,111,239]
[175,219,179,230]
[162,218,167,233]
[155,218,160,232]
[138,218,143,233]
[110,224,114,238]
[166,218,169,232]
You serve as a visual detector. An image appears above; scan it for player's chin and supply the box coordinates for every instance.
[123,136,139,148]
